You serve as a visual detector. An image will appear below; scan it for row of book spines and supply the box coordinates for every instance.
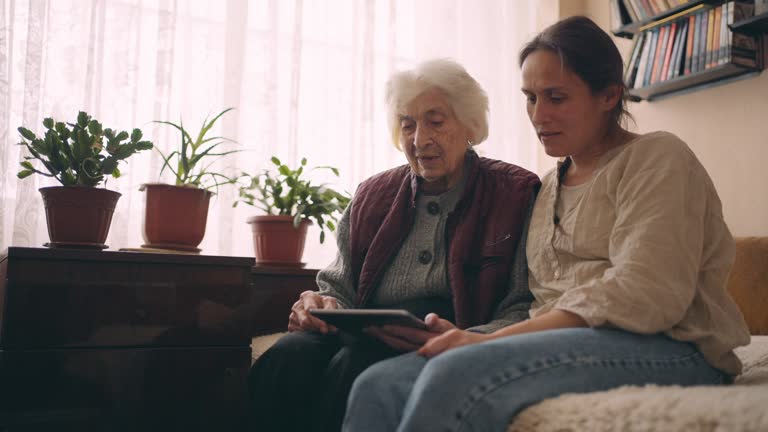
[623,1,758,89]
[620,0,691,24]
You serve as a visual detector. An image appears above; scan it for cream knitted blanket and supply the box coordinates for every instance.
[509,336,768,432]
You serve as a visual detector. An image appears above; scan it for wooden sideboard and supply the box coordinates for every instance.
[0,247,257,431]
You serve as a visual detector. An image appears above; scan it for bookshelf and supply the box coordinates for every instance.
[730,12,768,35]
[612,0,766,101]
[613,0,719,38]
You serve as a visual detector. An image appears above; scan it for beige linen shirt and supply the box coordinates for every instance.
[527,131,750,376]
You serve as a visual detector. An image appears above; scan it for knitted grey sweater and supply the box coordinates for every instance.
[316,181,534,334]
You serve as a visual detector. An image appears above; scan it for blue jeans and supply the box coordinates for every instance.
[343,328,727,432]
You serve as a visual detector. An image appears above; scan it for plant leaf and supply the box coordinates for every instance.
[18,127,36,141]
[17,169,35,179]
[102,156,118,175]
[77,111,89,128]
[130,128,142,143]
[88,120,103,135]
[195,107,235,147]
[135,140,153,151]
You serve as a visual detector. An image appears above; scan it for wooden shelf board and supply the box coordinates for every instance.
[730,12,768,36]
[629,63,760,101]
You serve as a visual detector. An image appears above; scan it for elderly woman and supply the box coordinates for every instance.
[248,59,540,432]
[342,17,751,432]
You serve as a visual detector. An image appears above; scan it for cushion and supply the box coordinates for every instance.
[728,237,768,335]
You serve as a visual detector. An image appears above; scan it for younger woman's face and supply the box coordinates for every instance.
[521,49,617,159]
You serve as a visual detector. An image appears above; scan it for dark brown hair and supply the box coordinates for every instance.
[519,16,632,128]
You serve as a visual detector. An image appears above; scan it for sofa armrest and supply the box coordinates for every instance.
[728,237,768,335]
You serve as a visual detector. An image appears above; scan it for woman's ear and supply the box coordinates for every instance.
[599,84,622,113]
[465,123,477,146]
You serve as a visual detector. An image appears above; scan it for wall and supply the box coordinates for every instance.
[549,0,768,237]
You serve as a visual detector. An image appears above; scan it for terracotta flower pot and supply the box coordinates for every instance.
[247,215,310,266]
[141,184,212,252]
[39,186,122,249]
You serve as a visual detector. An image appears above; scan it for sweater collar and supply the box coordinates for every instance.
[408,150,479,208]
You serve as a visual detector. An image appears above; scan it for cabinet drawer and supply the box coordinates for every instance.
[0,346,249,431]
[1,258,251,348]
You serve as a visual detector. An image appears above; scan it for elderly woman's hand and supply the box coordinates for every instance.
[364,313,456,352]
[287,290,340,334]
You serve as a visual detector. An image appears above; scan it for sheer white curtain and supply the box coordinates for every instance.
[1,0,545,268]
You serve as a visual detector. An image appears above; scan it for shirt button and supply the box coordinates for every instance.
[554,269,561,279]
[427,201,440,215]
[418,250,433,265]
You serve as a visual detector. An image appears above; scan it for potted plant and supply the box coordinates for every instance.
[16,111,153,249]
[141,108,240,252]
[235,156,351,266]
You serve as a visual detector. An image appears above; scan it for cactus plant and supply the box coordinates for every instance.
[17,111,153,187]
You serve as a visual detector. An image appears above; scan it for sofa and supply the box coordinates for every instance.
[251,237,768,431]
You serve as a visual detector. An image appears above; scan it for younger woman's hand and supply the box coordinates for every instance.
[417,328,491,358]
[365,313,457,352]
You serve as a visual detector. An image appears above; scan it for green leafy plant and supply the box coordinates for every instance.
[235,157,351,243]
[153,107,240,190]
[16,111,153,186]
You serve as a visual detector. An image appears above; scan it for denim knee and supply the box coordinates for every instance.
[348,355,397,398]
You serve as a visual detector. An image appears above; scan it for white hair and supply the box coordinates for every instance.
[385,58,489,150]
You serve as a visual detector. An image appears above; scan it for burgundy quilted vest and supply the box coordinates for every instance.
[349,152,540,329]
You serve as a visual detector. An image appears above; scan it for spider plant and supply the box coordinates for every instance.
[151,107,240,191]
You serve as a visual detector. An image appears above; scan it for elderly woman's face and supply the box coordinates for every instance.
[399,88,471,193]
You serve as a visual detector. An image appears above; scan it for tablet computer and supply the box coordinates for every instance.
[308,308,427,332]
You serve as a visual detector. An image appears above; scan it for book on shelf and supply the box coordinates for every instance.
[648,0,661,15]
[636,0,651,20]
[704,7,712,69]
[618,0,696,25]
[698,7,708,70]
[612,0,636,30]
[651,25,668,84]
[643,28,660,86]
[611,0,624,31]
[624,32,646,86]
[698,6,709,72]
[677,20,690,77]
[634,30,653,88]
[710,5,722,69]
[624,0,641,22]
[718,2,729,66]
[661,21,678,80]
[683,14,696,75]
[691,11,702,74]
[669,19,688,79]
